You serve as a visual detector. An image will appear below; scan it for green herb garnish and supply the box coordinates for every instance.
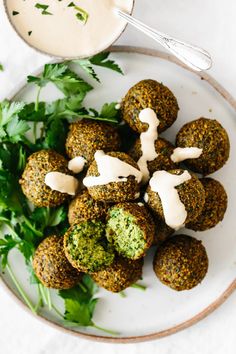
[0,64,4,72]
[0,53,123,335]
[59,275,119,335]
[35,3,53,15]
[68,2,89,24]
[74,52,124,83]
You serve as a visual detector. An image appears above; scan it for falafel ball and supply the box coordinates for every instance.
[129,137,177,175]
[20,150,70,207]
[65,120,121,164]
[64,220,115,273]
[153,217,174,246]
[121,80,179,133]
[186,178,228,231]
[92,256,143,293]
[33,235,81,289]
[153,235,208,291]
[176,118,230,175]
[146,169,205,225]
[85,152,141,203]
[106,203,155,260]
[68,189,108,225]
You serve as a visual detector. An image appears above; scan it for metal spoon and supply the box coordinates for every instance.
[115,9,212,71]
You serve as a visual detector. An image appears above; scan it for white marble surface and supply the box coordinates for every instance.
[0,0,236,353]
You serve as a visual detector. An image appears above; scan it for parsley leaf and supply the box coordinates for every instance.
[0,101,29,143]
[59,275,118,335]
[27,63,93,96]
[0,235,18,268]
[0,64,3,72]
[78,102,121,124]
[59,275,98,327]
[90,52,123,75]
[73,52,123,82]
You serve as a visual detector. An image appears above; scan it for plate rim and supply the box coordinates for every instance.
[1,45,236,343]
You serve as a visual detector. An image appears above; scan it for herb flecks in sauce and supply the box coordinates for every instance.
[35,3,53,15]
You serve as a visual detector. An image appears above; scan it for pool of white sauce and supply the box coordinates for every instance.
[6,0,134,57]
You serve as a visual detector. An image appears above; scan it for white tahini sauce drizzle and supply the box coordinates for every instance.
[137,108,160,183]
[68,156,87,174]
[149,170,192,230]
[171,147,203,163]
[83,150,142,187]
[45,172,79,196]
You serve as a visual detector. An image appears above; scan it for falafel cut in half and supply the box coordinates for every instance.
[176,117,230,175]
[85,152,141,203]
[146,169,206,225]
[153,235,208,291]
[186,178,228,231]
[129,137,177,175]
[33,235,82,289]
[92,256,144,293]
[65,119,121,164]
[121,79,179,133]
[64,220,115,273]
[68,189,108,225]
[19,150,71,207]
[106,203,155,260]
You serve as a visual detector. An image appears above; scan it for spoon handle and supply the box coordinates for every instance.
[116,9,212,71]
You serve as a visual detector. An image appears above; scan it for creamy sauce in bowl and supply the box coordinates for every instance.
[5,0,134,58]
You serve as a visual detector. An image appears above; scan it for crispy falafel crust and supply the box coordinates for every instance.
[65,119,121,164]
[85,152,141,203]
[146,169,206,225]
[19,150,70,207]
[129,137,177,175]
[153,235,208,291]
[121,79,179,133]
[33,235,81,289]
[187,178,228,231]
[68,189,108,225]
[176,118,230,175]
[92,256,143,292]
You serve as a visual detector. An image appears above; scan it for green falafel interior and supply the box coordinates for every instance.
[64,221,115,273]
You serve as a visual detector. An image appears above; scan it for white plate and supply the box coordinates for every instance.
[1,47,236,343]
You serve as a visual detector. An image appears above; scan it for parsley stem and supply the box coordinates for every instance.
[34,284,43,312]
[5,224,20,240]
[92,324,120,336]
[22,216,43,237]
[35,87,41,112]
[52,304,64,318]
[131,283,147,291]
[78,282,87,293]
[46,288,52,310]
[38,283,48,305]
[6,263,37,314]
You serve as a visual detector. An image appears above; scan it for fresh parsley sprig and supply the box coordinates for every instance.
[59,275,119,335]
[0,52,123,335]
[74,52,124,83]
